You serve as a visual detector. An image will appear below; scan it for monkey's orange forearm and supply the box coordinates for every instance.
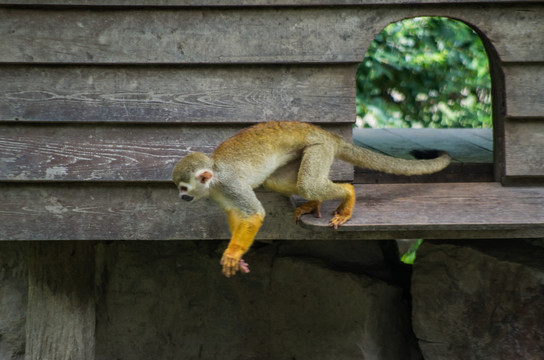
[222,210,264,277]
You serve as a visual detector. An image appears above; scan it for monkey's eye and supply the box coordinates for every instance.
[180,186,188,192]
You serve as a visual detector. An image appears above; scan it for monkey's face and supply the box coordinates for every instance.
[172,152,214,202]
[175,168,214,202]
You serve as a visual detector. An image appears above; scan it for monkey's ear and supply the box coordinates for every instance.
[196,169,213,185]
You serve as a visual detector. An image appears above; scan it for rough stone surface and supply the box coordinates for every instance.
[412,240,544,360]
[95,240,421,360]
[0,242,27,360]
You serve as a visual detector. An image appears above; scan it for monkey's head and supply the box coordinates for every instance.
[172,152,215,202]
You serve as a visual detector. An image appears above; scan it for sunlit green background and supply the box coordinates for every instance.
[356,17,492,129]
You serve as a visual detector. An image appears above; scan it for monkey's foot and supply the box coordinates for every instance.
[294,200,322,224]
[329,184,355,229]
[220,251,250,278]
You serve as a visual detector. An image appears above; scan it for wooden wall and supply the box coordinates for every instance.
[1,1,543,242]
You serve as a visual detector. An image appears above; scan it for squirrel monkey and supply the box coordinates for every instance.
[172,121,450,277]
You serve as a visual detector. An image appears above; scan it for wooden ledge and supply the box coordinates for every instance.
[294,183,544,239]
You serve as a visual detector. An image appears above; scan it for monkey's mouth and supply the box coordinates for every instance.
[180,194,194,202]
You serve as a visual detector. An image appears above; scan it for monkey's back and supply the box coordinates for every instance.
[211,121,342,188]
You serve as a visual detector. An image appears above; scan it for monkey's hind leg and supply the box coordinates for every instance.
[221,209,264,278]
[329,183,355,229]
[262,160,322,223]
[297,144,355,229]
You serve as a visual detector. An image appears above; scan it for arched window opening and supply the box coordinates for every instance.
[354,17,494,184]
[356,17,492,129]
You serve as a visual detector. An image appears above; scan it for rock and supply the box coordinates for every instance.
[0,242,27,360]
[412,241,544,360]
[96,240,421,360]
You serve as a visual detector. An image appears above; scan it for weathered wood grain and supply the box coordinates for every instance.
[297,182,544,238]
[0,123,353,181]
[3,183,541,241]
[0,65,355,123]
[504,64,544,119]
[0,8,380,64]
[504,119,544,177]
[0,184,367,241]
[25,242,96,360]
[0,6,542,64]
[0,0,538,5]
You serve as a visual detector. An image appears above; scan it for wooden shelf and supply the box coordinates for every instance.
[353,128,494,183]
[294,183,544,239]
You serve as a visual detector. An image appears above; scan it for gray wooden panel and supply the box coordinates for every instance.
[0,65,355,123]
[1,6,542,64]
[297,182,544,238]
[2,182,542,241]
[0,184,364,240]
[0,123,353,181]
[0,8,381,64]
[504,120,544,177]
[504,64,544,119]
[0,1,538,6]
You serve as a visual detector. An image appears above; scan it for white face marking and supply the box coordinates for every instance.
[177,182,192,199]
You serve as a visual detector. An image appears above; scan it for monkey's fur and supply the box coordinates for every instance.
[172,121,450,277]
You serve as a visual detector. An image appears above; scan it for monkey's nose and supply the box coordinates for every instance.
[181,194,194,202]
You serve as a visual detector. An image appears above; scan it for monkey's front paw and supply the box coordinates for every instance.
[220,252,250,278]
[329,210,352,230]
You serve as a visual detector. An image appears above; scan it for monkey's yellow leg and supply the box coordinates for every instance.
[221,210,264,278]
[329,183,355,229]
[294,200,322,223]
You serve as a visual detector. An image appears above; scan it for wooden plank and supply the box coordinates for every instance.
[0,65,355,123]
[25,242,95,360]
[1,6,541,64]
[504,64,544,119]
[297,182,544,238]
[2,182,542,241]
[0,8,383,64]
[504,119,544,177]
[0,0,538,6]
[0,123,353,182]
[447,129,493,151]
[0,184,366,241]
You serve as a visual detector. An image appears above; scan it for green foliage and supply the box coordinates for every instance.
[400,239,424,265]
[356,17,492,129]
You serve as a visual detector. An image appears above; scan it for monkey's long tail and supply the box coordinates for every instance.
[338,142,451,176]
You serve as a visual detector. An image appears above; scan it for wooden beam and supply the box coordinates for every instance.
[25,242,96,360]
[353,128,494,183]
[0,184,366,241]
[0,8,382,64]
[0,65,355,124]
[504,119,544,177]
[504,64,544,119]
[0,123,353,182]
[0,0,535,6]
[296,182,544,239]
[1,6,542,64]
